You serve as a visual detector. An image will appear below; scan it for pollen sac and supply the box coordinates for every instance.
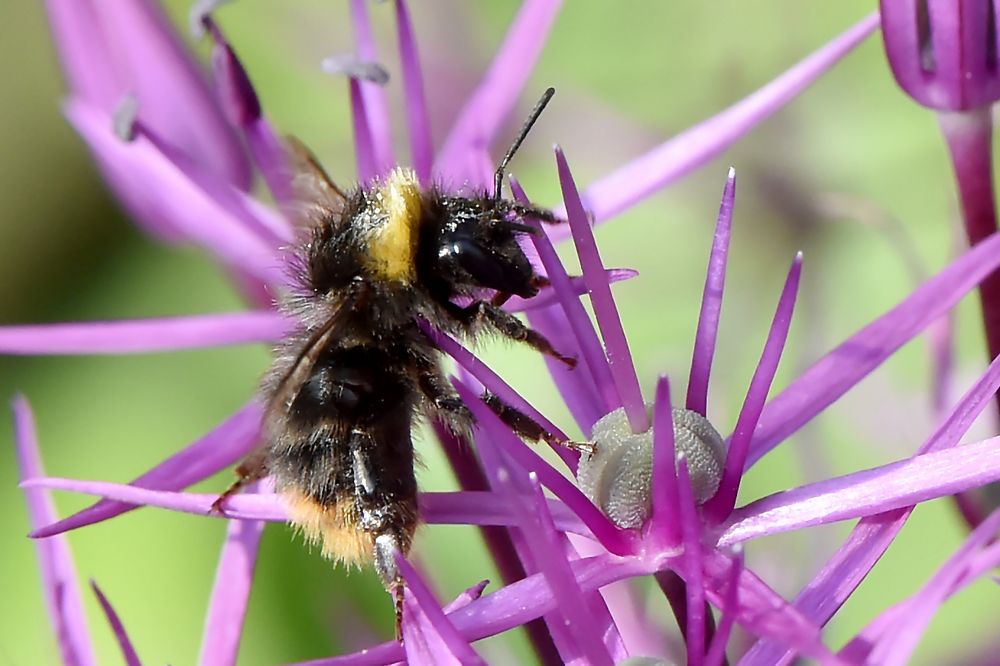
[577,404,727,529]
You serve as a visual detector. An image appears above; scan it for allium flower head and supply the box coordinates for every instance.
[12,3,1000,665]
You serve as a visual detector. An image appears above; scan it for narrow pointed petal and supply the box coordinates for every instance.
[44,1,118,107]
[442,580,490,614]
[563,12,878,225]
[14,397,96,666]
[204,18,294,207]
[557,148,647,432]
[454,379,635,555]
[25,478,591,537]
[743,353,1000,664]
[197,510,264,666]
[396,555,485,665]
[511,179,619,417]
[434,0,562,184]
[90,581,141,666]
[705,254,801,523]
[88,0,252,188]
[687,169,736,416]
[65,100,286,283]
[349,0,394,177]
[513,474,615,666]
[676,458,706,666]
[750,230,1000,466]
[649,376,680,546]
[30,402,262,538]
[0,311,287,355]
[720,435,1000,545]
[394,0,434,183]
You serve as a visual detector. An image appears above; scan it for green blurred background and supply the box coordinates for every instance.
[2,1,995,664]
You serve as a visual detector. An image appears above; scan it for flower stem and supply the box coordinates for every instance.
[938,108,1000,529]
[939,110,1000,365]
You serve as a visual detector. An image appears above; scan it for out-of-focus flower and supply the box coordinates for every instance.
[28,1,997,664]
[881,0,1000,529]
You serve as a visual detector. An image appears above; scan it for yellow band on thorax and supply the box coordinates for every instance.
[364,168,423,283]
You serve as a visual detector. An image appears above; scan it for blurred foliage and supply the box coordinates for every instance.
[1,1,995,664]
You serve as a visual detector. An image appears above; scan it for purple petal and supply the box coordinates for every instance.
[649,376,680,546]
[742,352,1000,664]
[749,229,1000,466]
[31,401,262,538]
[90,581,141,666]
[434,0,562,185]
[441,580,490,614]
[0,311,287,355]
[349,0,394,177]
[348,79,378,184]
[205,18,294,207]
[419,321,574,467]
[720,435,1000,546]
[397,555,485,665]
[14,396,96,666]
[84,0,252,188]
[454,378,635,555]
[863,508,1000,666]
[511,179,619,418]
[699,550,830,660]
[557,147,647,432]
[564,12,878,225]
[65,100,286,283]
[705,254,801,523]
[44,1,118,107]
[686,169,736,416]
[676,458,706,666]
[393,0,434,184]
[197,506,264,666]
[703,547,742,666]
[26,478,591,538]
[514,474,615,666]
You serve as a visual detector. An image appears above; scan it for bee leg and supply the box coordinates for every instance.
[415,360,475,435]
[482,392,594,454]
[453,301,577,368]
[508,201,561,224]
[211,449,269,514]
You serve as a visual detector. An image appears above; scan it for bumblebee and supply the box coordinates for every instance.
[215,89,574,634]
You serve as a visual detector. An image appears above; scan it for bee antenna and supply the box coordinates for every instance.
[494,87,555,201]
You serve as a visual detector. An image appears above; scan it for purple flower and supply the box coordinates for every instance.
[21,2,1000,664]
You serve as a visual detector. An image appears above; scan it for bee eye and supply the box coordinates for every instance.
[442,237,535,296]
[577,405,727,529]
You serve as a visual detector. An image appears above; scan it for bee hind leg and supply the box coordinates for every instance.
[211,449,269,515]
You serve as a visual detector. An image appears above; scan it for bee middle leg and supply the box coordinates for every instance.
[449,301,577,368]
[211,448,269,514]
[482,392,594,454]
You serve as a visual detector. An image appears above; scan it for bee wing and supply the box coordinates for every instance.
[269,280,369,412]
[285,135,349,228]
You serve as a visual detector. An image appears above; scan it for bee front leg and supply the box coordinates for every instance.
[450,300,577,368]
[212,448,269,514]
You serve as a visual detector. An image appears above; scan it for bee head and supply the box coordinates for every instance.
[433,200,540,299]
